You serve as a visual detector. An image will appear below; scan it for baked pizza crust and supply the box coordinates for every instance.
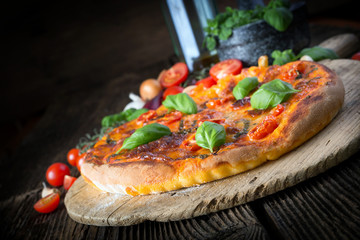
[80,61,344,196]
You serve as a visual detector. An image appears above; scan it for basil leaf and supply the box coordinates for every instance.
[251,79,299,109]
[205,36,216,51]
[203,1,294,51]
[101,108,136,127]
[163,93,197,115]
[195,121,226,153]
[119,123,171,151]
[297,46,339,61]
[261,79,299,95]
[250,88,285,110]
[267,0,290,8]
[271,49,297,65]
[264,7,293,32]
[101,108,148,128]
[219,27,232,40]
[233,77,259,100]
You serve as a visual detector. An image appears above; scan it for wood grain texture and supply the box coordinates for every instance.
[65,59,360,226]
[318,33,359,58]
[258,152,360,240]
[1,186,269,239]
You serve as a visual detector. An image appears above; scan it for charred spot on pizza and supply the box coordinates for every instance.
[129,134,184,154]
[105,154,121,163]
[106,137,117,145]
[295,70,303,80]
[287,94,323,126]
[233,119,250,139]
[302,94,323,105]
[232,97,251,108]
[226,127,239,134]
[247,109,265,117]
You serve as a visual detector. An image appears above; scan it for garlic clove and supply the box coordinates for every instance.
[300,55,314,61]
[41,182,60,198]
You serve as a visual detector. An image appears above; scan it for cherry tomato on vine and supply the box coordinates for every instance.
[67,148,79,166]
[159,62,189,88]
[196,76,217,88]
[351,52,360,61]
[162,85,184,100]
[46,163,70,187]
[64,175,77,190]
[209,59,243,81]
[34,192,60,213]
[76,153,86,172]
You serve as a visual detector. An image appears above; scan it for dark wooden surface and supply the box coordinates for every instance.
[1,1,360,239]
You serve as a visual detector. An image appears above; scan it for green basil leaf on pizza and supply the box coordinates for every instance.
[233,77,259,100]
[163,93,198,114]
[195,121,226,153]
[251,79,299,109]
[119,123,171,152]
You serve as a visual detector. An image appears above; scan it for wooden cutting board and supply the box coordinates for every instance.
[65,35,360,227]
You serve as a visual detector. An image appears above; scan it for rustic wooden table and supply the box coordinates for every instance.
[1,1,360,239]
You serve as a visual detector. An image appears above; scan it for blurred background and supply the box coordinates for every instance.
[1,0,359,162]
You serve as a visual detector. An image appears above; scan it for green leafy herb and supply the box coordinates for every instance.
[204,0,293,51]
[263,7,293,32]
[118,123,171,152]
[78,108,149,154]
[271,49,297,65]
[195,121,226,152]
[297,46,339,61]
[233,77,259,100]
[271,46,339,66]
[76,127,111,154]
[162,93,197,115]
[101,108,148,128]
[251,79,299,109]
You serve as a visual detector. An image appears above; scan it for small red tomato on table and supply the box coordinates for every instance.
[64,175,77,190]
[67,148,79,166]
[46,163,70,187]
[76,153,86,172]
[33,192,60,213]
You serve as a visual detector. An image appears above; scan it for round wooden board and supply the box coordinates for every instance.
[65,59,360,226]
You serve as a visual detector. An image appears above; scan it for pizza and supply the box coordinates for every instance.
[80,58,344,196]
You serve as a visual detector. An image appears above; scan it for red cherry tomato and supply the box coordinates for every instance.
[159,62,189,88]
[46,163,70,187]
[248,115,278,140]
[67,148,79,166]
[162,85,184,100]
[63,175,77,190]
[209,59,243,81]
[196,76,217,88]
[34,192,60,213]
[76,153,86,172]
[351,52,360,61]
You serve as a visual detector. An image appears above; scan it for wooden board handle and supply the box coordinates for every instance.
[318,33,359,58]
